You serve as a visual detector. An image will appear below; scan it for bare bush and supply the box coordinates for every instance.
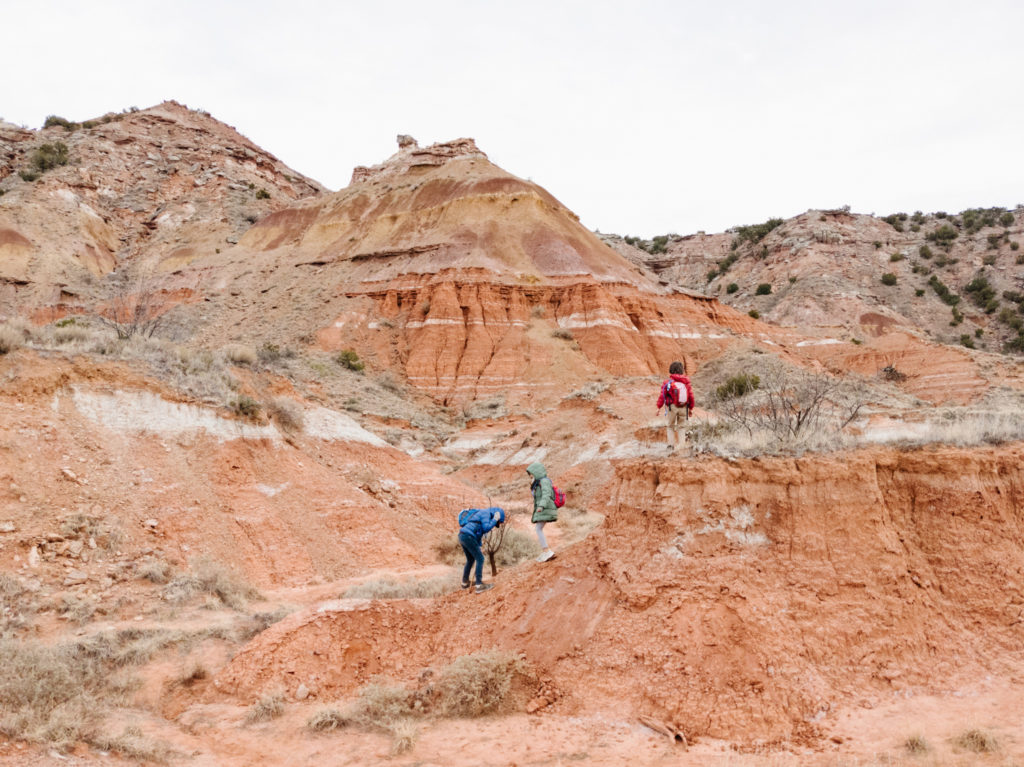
[307,707,348,732]
[92,727,170,762]
[95,270,167,340]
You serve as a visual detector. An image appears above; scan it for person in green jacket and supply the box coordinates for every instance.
[526,461,557,562]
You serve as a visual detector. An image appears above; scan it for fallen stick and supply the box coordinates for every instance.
[638,716,688,749]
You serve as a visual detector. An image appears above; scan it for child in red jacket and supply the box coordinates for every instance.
[656,360,695,450]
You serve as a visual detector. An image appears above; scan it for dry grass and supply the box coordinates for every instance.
[952,727,999,753]
[174,660,208,687]
[57,594,98,624]
[93,726,170,762]
[343,574,459,600]
[163,555,261,610]
[265,397,305,434]
[0,322,27,354]
[433,650,526,717]
[245,692,285,723]
[902,733,929,754]
[434,526,541,568]
[307,650,528,753]
[137,557,172,584]
[223,343,257,366]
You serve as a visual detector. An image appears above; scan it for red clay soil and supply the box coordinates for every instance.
[215,444,1024,746]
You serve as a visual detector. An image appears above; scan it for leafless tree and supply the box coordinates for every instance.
[95,268,167,340]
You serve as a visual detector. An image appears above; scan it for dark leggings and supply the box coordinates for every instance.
[459,531,485,585]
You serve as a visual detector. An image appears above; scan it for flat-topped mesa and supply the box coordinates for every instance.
[350,136,487,185]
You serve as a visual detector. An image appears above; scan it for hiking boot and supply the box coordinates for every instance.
[474,583,495,593]
[536,549,555,563]
[460,580,470,589]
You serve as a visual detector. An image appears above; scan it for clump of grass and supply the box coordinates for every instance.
[434,650,527,717]
[0,323,26,354]
[175,660,208,687]
[231,395,262,420]
[246,693,285,723]
[307,707,348,732]
[265,398,304,434]
[433,527,540,568]
[343,574,459,600]
[223,343,257,366]
[163,555,260,610]
[92,727,170,762]
[137,558,172,584]
[550,328,573,340]
[903,733,929,753]
[953,728,998,753]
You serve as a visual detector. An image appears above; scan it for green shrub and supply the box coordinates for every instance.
[19,170,39,182]
[975,328,983,338]
[755,283,772,295]
[706,269,718,282]
[1011,241,1020,251]
[30,142,70,172]
[336,349,364,371]
[987,233,1002,249]
[715,373,761,400]
[726,282,739,294]
[255,188,270,200]
[915,289,925,297]
[748,309,760,319]
[880,273,897,286]
[926,224,958,244]
[950,306,964,326]
[960,334,975,349]
[43,115,78,131]
[919,245,933,259]
[732,217,783,246]
[928,275,959,305]
[788,276,797,284]
[889,252,904,262]
[999,211,1015,227]
[873,240,882,249]
[882,214,905,232]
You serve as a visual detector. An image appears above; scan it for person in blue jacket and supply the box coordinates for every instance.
[457,506,505,593]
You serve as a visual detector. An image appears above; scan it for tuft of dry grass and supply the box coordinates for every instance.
[222,343,257,366]
[342,574,459,600]
[245,693,285,724]
[902,733,929,754]
[306,707,349,732]
[265,397,305,434]
[434,526,540,568]
[0,322,27,354]
[174,660,208,687]
[388,718,418,755]
[952,727,999,753]
[163,555,261,610]
[137,557,172,584]
[93,726,170,762]
[433,650,526,717]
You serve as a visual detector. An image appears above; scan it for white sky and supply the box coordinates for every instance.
[4,0,1022,237]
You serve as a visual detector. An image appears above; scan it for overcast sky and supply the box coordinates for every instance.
[4,0,1022,237]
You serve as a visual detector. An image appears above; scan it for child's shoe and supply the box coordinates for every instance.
[461,580,471,589]
[536,549,556,563]
[474,583,495,593]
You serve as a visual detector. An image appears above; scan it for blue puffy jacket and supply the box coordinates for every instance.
[458,507,505,542]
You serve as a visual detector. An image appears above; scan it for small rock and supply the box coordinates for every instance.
[64,569,88,586]
[144,519,158,528]
[0,522,16,533]
[525,697,549,714]
[295,684,310,701]
[69,540,84,556]
[61,468,78,483]
[28,546,40,568]
[87,537,96,549]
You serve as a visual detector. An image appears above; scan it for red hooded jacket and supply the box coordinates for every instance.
[656,373,695,410]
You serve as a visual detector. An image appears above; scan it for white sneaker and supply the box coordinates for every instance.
[536,549,555,563]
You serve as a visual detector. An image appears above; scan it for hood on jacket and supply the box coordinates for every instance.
[526,462,547,480]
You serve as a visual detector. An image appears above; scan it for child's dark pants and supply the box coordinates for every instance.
[459,531,485,585]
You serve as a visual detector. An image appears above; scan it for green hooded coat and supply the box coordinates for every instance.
[527,462,557,523]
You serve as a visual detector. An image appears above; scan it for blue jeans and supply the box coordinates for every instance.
[459,531,484,585]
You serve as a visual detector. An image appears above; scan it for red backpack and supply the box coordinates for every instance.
[552,484,566,508]
[661,379,683,407]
